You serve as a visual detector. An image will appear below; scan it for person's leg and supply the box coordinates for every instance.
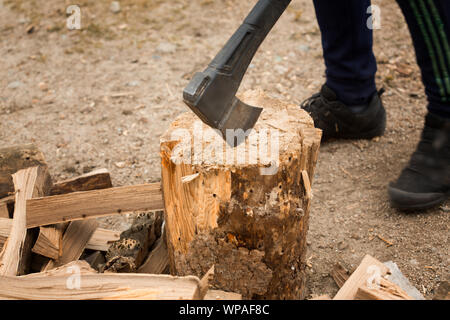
[301,0,386,141]
[396,0,450,118]
[313,0,377,105]
[389,0,450,210]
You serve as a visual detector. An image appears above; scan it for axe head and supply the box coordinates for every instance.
[183,71,263,146]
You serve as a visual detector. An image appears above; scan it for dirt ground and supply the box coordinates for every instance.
[0,0,448,299]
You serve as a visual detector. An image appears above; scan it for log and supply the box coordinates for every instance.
[42,219,98,270]
[50,168,112,195]
[0,203,9,219]
[331,262,350,288]
[333,255,390,300]
[160,90,322,299]
[0,218,13,252]
[0,144,48,199]
[355,278,413,300]
[85,228,121,251]
[0,223,120,253]
[31,224,66,260]
[26,183,164,228]
[0,260,207,300]
[138,233,169,274]
[32,169,113,259]
[0,166,52,276]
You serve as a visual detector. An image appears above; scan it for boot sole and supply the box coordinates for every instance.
[324,111,387,141]
[388,186,449,211]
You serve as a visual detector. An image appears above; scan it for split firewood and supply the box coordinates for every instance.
[31,224,66,260]
[0,260,207,300]
[0,203,9,219]
[85,228,121,251]
[42,219,98,271]
[138,230,169,274]
[333,255,390,300]
[0,166,52,276]
[205,290,242,300]
[26,183,164,228]
[161,90,322,299]
[1,223,121,253]
[331,262,350,288]
[0,218,13,252]
[102,211,163,273]
[32,169,114,259]
[50,168,112,195]
[355,278,413,300]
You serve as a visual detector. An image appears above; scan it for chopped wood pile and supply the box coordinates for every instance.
[0,144,241,300]
[311,255,427,300]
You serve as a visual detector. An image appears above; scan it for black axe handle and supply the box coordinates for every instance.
[183,0,292,131]
[209,0,292,83]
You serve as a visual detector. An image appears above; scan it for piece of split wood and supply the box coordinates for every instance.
[198,266,215,300]
[331,262,350,288]
[355,278,413,300]
[204,290,242,300]
[42,219,98,271]
[0,166,51,276]
[50,168,112,195]
[0,218,13,252]
[138,234,169,274]
[181,173,200,184]
[0,203,9,219]
[333,255,389,300]
[26,183,164,228]
[31,224,66,260]
[85,228,121,252]
[0,260,204,300]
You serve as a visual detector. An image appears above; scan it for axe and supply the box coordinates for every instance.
[183,0,292,144]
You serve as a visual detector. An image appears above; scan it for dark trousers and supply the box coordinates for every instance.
[313,0,450,118]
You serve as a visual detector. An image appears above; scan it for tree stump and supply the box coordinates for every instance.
[160,90,322,299]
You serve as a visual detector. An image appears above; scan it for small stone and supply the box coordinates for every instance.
[122,109,133,115]
[274,65,288,75]
[80,106,94,114]
[7,81,23,89]
[38,82,48,91]
[126,80,140,87]
[409,259,419,266]
[110,1,121,13]
[337,241,348,251]
[298,44,310,52]
[156,42,176,54]
[115,161,126,168]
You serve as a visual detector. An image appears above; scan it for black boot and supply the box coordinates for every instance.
[300,84,386,141]
[388,112,450,210]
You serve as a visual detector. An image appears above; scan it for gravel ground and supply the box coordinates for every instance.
[0,0,448,299]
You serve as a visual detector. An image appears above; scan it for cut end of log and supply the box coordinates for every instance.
[161,89,321,171]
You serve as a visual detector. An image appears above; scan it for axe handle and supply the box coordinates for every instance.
[208,0,292,83]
